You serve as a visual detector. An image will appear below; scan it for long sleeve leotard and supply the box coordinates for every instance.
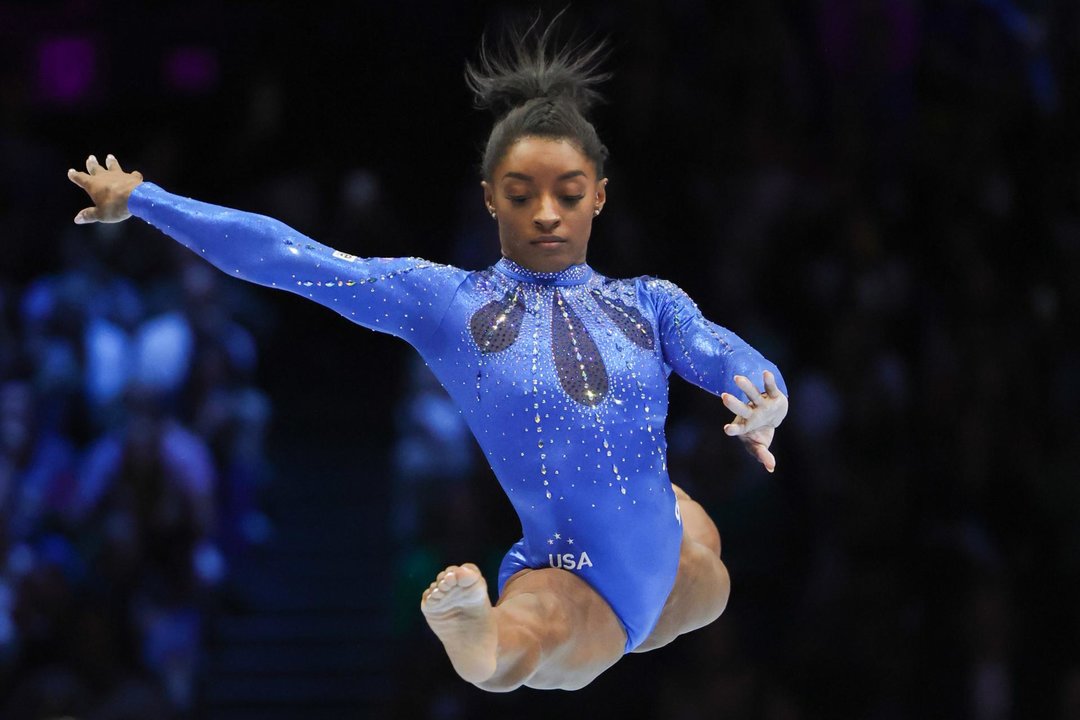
[128,182,787,651]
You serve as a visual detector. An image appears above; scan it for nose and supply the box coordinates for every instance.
[533,195,561,232]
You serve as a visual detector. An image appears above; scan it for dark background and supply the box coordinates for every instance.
[1,0,1078,718]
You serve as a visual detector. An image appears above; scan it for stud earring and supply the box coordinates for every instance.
[593,208,600,217]
[490,211,497,219]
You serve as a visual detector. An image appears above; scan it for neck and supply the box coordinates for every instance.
[501,253,586,274]
[495,256,592,287]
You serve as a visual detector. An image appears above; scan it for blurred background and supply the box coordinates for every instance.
[1,0,1077,718]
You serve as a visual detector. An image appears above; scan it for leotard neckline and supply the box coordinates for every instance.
[495,257,593,287]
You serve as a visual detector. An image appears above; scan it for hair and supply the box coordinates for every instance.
[465,12,611,181]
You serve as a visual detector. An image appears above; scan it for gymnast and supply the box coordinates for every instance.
[66,18,788,692]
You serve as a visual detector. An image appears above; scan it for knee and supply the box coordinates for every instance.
[677,495,722,558]
[702,520,722,558]
[712,558,731,620]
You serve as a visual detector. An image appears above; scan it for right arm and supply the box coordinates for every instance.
[68,155,467,350]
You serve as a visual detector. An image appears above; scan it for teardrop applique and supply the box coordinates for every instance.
[551,289,609,406]
[590,288,655,350]
[469,288,526,354]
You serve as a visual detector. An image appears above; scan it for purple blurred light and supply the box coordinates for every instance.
[165,47,219,94]
[37,36,96,104]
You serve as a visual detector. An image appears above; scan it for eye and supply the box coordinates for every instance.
[506,195,528,205]
[562,195,585,205]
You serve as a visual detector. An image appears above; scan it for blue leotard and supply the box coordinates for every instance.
[128,182,787,651]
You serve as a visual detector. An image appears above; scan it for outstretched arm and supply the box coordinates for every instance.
[67,154,467,351]
[644,277,789,472]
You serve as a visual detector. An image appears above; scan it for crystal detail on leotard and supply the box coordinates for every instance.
[589,288,655,350]
[645,277,735,387]
[551,288,608,406]
[495,257,592,286]
[469,288,526,353]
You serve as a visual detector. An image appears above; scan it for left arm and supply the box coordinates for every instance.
[643,277,789,471]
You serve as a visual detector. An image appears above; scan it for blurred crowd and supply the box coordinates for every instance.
[0,222,273,717]
[2,1,1080,719]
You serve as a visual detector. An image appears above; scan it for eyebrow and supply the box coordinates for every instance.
[502,170,587,182]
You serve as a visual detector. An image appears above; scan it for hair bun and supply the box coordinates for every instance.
[465,13,610,119]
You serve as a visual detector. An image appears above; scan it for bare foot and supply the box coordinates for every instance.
[420,563,497,684]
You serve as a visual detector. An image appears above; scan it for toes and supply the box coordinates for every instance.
[424,564,484,606]
[455,564,482,588]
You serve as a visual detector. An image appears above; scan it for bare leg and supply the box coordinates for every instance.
[421,563,625,691]
[632,484,730,653]
[421,485,728,686]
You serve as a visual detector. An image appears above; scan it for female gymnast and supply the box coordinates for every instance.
[66,20,788,692]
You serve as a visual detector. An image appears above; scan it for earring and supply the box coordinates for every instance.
[490,211,497,219]
[593,208,600,217]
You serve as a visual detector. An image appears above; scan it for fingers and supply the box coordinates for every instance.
[79,153,125,175]
[70,154,137,187]
[763,370,782,399]
[721,392,753,420]
[733,374,765,404]
[74,207,99,225]
[67,168,90,190]
[724,375,782,472]
[750,442,776,473]
[735,435,777,473]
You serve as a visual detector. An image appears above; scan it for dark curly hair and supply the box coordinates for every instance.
[465,12,611,180]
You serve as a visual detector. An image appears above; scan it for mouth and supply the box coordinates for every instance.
[530,235,567,246]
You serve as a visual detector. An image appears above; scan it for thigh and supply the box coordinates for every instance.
[633,487,730,654]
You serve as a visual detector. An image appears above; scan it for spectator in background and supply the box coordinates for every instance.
[0,378,81,673]
[75,383,220,711]
[20,228,145,437]
[1,378,80,554]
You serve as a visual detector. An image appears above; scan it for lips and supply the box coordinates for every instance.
[531,235,566,245]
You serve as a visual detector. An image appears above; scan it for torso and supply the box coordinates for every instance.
[420,258,685,651]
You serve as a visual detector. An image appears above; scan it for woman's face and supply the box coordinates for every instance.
[483,136,607,273]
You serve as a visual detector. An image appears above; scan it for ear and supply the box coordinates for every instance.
[481,180,494,215]
[595,177,608,214]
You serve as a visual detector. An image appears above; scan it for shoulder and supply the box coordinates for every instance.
[582,268,698,311]
[585,269,642,301]
[462,265,514,296]
[633,275,698,311]
[367,258,471,292]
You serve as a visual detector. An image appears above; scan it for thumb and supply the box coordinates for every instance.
[74,207,100,224]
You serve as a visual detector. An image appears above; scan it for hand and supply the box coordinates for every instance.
[720,371,788,473]
[66,154,144,224]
